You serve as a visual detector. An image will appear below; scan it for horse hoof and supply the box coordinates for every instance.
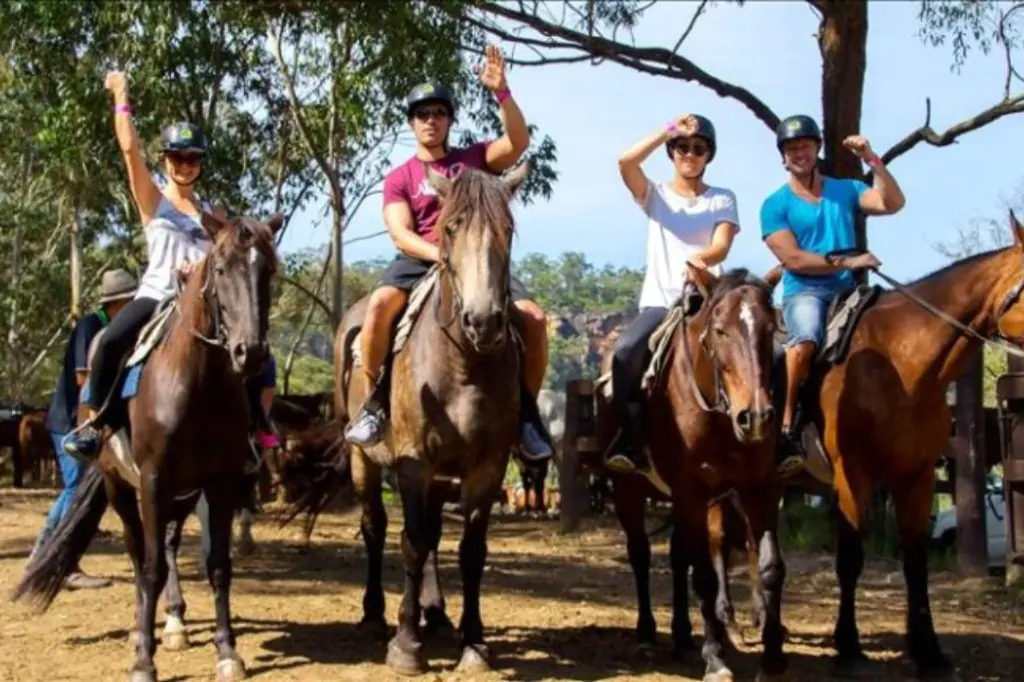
[385,638,426,677]
[703,670,734,682]
[215,656,247,682]
[162,630,189,651]
[456,643,491,674]
[357,616,389,642]
[128,667,157,682]
[833,651,871,678]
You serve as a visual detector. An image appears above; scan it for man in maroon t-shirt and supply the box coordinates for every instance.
[344,45,553,463]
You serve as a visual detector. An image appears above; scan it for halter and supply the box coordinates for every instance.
[678,298,734,415]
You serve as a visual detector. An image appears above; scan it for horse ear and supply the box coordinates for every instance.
[686,262,717,296]
[763,264,783,293]
[426,166,452,200]
[200,211,226,240]
[1011,210,1024,248]
[266,212,286,234]
[503,162,530,198]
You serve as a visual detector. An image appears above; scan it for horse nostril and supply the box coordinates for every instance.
[763,405,775,424]
[461,311,474,332]
[736,409,752,430]
[232,343,247,361]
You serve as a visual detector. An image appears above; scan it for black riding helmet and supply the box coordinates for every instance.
[665,114,717,162]
[405,81,456,119]
[160,122,207,156]
[776,114,822,153]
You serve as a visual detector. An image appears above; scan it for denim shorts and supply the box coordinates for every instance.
[782,291,837,348]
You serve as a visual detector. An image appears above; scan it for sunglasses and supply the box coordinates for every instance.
[413,108,449,122]
[167,152,203,165]
[671,141,709,157]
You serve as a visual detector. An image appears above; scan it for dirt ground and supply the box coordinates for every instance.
[1,489,1023,682]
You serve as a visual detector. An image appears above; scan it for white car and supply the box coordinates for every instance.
[931,474,1007,568]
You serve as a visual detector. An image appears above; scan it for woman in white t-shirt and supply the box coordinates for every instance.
[64,71,224,459]
[606,114,741,475]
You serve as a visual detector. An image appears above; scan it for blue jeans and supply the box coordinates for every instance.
[782,290,838,348]
[41,431,87,534]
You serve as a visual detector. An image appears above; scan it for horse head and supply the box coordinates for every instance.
[684,264,780,444]
[190,210,284,375]
[990,210,1024,345]
[427,163,529,352]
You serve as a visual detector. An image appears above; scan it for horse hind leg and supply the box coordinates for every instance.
[892,477,952,677]
[353,452,388,641]
[612,477,658,656]
[831,463,871,674]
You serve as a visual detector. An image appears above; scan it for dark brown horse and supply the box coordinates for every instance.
[11,212,283,682]
[332,163,529,675]
[805,212,1024,677]
[592,266,788,682]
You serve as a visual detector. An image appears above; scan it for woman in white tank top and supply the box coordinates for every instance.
[604,113,742,475]
[64,70,224,459]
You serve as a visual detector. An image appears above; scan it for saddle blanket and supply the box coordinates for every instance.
[351,267,440,366]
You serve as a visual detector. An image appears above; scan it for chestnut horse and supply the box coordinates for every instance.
[332,164,529,676]
[803,212,1024,677]
[594,266,788,682]
[11,212,282,682]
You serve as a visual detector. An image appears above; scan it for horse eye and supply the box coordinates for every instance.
[215,266,226,276]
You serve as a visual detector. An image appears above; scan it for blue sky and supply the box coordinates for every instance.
[278,1,1024,286]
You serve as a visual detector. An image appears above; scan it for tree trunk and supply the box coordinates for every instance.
[70,207,83,321]
[332,192,345,327]
[817,0,869,281]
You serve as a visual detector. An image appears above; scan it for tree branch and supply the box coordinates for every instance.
[278,273,334,320]
[343,229,386,246]
[879,94,1024,169]
[668,0,710,67]
[464,1,781,131]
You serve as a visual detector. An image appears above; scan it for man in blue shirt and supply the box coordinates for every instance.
[760,114,906,484]
[27,269,138,589]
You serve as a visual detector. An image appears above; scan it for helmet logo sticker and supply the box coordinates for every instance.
[787,119,802,131]
[180,127,193,141]
[421,84,435,95]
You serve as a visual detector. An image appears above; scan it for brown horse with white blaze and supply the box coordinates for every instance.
[809,211,1024,677]
[332,163,529,676]
[11,212,283,682]
[597,265,788,682]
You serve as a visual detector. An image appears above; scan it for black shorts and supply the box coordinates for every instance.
[377,254,531,302]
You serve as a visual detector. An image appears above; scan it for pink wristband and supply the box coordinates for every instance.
[495,88,511,103]
[114,104,132,114]
[865,154,882,168]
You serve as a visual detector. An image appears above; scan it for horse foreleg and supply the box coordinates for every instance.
[353,452,388,640]
[687,505,732,682]
[612,476,658,655]
[202,480,246,682]
[708,503,735,631]
[420,484,454,640]
[831,461,870,672]
[453,467,501,675]
[132,465,170,682]
[669,519,696,657]
[161,495,197,652]
[385,458,432,676]
[750,496,789,682]
[892,475,951,676]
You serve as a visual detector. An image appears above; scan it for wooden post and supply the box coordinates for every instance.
[1001,354,1024,584]
[560,379,594,533]
[953,354,988,576]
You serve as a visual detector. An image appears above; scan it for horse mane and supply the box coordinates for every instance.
[707,267,774,307]
[898,244,1013,291]
[436,167,516,258]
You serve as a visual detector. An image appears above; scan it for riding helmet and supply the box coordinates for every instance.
[775,114,822,152]
[405,81,456,119]
[160,122,207,156]
[666,114,717,162]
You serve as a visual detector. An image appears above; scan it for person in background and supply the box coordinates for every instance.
[27,269,139,589]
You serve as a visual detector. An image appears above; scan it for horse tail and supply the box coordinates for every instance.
[9,464,108,613]
[274,419,353,537]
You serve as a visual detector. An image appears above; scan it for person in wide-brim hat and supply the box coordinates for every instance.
[27,267,138,590]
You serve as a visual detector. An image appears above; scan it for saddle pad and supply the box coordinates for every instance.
[642,303,685,390]
[121,364,144,400]
[126,301,177,367]
[352,267,440,367]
